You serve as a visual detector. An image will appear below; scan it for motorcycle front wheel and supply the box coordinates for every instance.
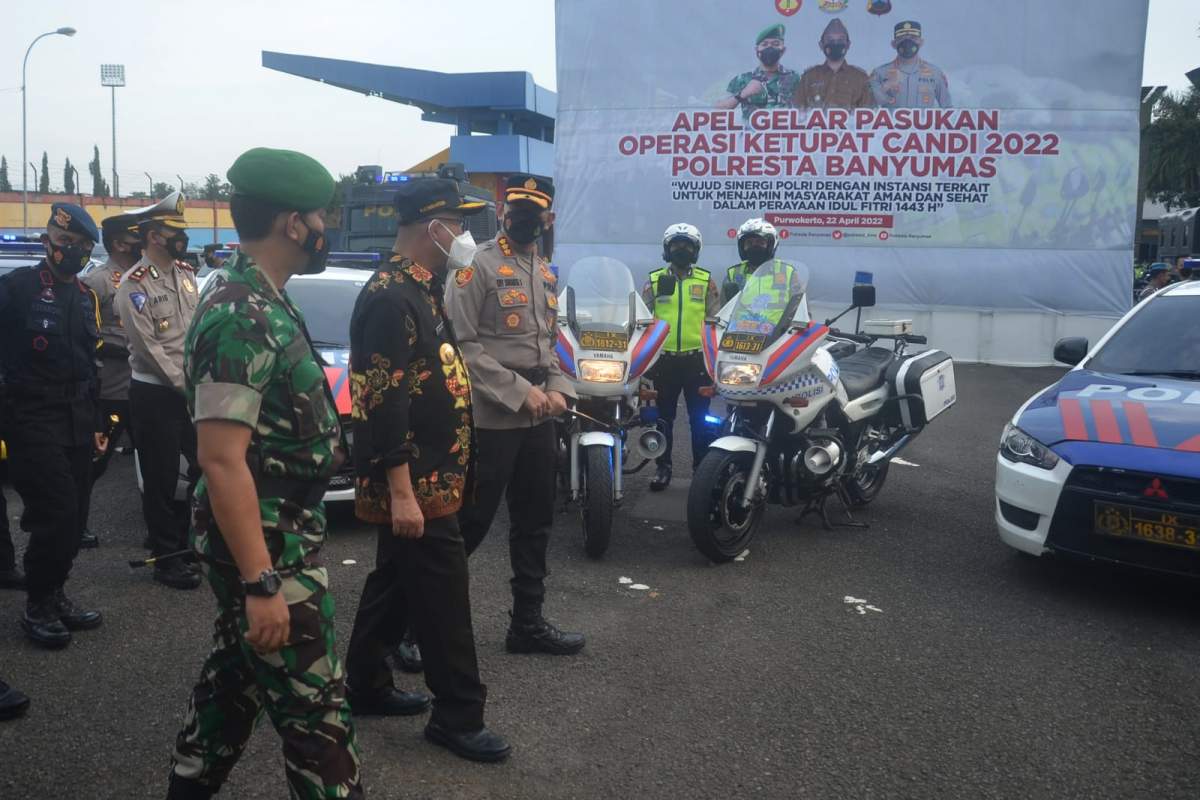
[580,444,614,559]
[687,450,763,563]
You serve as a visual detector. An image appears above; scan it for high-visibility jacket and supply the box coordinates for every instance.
[726,260,804,326]
[648,266,713,353]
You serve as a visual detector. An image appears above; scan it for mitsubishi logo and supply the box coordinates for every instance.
[1143,478,1169,500]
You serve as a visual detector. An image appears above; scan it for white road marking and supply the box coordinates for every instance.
[341,559,357,566]
[652,525,665,531]
[630,584,650,591]
[892,457,920,467]
[843,595,883,615]
[618,577,633,585]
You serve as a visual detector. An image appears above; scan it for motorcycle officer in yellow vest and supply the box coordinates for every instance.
[641,224,721,491]
[724,218,805,317]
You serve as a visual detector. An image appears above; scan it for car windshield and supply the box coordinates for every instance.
[1087,295,1200,376]
[284,277,366,348]
[564,257,640,331]
[728,259,811,336]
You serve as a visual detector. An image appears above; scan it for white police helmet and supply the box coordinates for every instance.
[662,222,703,262]
[736,218,778,263]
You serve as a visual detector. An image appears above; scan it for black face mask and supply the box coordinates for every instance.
[299,223,330,275]
[47,241,92,275]
[504,212,544,245]
[164,231,189,259]
[823,43,847,61]
[669,249,697,268]
[758,47,783,67]
[897,41,919,58]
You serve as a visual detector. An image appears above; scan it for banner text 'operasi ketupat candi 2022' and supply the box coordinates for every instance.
[552,0,1150,364]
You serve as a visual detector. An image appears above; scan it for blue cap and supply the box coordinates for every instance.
[48,202,99,243]
[1148,262,1169,274]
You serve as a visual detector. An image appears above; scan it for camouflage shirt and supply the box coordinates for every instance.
[184,251,344,566]
[727,66,799,118]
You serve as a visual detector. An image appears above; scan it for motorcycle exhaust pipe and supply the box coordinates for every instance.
[803,441,843,476]
[867,433,912,466]
[634,428,667,461]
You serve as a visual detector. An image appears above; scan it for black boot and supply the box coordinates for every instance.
[0,679,31,721]
[506,609,586,656]
[424,720,511,763]
[649,464,672,492]
[390,629,423,674]
[0,564,26,591]
[166,772,217,799]
[346,685,431,717]
[79,528,100,549]
[154,560,201,591]
[21,596,71,649]
[54,588,103,631]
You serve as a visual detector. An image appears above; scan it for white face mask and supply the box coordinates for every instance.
[430,219,478,271]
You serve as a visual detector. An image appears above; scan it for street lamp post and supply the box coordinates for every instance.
[28,163,39,201]
[176,174,184,193]
[100,64,125,198]
[145,172,154,197]
[70,165,81,205]
[21,26,77,235]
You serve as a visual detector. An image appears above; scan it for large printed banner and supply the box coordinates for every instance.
[554,0,1148,325]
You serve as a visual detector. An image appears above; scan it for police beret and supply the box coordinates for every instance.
[757,24,786,45]
[227,147,335,212]
[1147,262,1169,274]
[394,178,485,225]
[505,174,555,209]
[894,20,922,39]
[47,202,99,243]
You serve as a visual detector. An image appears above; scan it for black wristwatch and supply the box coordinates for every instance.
[242,569,283,597]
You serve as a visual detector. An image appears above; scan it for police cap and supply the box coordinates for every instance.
[393,178,486,225]
[228,147,335,212]
[894,20,922,40]
[48,202,99,243]
[129,190,189,232]
[505,174,555,209]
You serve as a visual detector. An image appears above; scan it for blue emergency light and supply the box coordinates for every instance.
[704,414,723,426]
[854,271,874,285]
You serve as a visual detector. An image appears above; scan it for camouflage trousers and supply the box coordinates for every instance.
[170,563,363,799]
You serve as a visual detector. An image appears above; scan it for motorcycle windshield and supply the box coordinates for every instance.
[727,260,811,340]
[565,257,638,333]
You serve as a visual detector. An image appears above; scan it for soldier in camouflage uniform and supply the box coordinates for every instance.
[717,23,799,119]
[167,148,362,800]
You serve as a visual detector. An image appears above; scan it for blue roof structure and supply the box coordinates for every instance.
[262,51,556,177]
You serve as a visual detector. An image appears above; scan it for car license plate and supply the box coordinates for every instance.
[1092,501,1200,551]
[721,332,767,354]
[579,330,629,351]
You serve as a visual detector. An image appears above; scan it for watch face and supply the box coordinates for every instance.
[261,571,283,594]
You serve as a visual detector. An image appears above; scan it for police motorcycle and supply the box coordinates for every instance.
[687,259,957,562]
[554,257,670,558]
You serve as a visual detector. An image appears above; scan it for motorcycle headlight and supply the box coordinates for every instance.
[999,423,1059,470]
[718,361,762,386]
[579,359,625,383]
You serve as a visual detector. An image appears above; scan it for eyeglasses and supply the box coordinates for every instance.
[431,217,466,230]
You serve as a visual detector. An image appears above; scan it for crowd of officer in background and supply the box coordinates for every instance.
[1136,257,1199,302]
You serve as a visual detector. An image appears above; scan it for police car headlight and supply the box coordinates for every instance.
[718,361,762,386]
[999,423,1059,470]
[579,360,625,383]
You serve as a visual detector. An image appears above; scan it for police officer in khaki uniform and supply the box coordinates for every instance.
[795,18,875,110]
[115,191,202,590]
[869,20,951,109]
[445,174,585,656]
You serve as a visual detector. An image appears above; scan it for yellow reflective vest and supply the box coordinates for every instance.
[648,266,712,353]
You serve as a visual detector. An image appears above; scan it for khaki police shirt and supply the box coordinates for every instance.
[114,255,200,393]
[869,57,951,109]
[444,235,575,430]
[81,258,133,401]
[795,62,875,110]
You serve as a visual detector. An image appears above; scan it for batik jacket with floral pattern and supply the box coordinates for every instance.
[349,257,473,525]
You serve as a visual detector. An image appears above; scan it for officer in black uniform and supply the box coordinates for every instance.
[0,203,106,648]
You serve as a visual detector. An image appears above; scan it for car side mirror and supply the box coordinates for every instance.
[722,280,741,304]
[852,283,876,308]
[1053,337,1089,366]
[656,274,677,298]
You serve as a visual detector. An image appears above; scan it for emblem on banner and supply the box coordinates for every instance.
[867,0,892,15]
[818,0,847,11]
[775,0,801,16]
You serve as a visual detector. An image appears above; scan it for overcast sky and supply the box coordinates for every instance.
[0,0,1194,193]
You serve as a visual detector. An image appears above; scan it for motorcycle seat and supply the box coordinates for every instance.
[837,347,895,399]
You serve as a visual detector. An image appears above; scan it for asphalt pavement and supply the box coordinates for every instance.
[2,364,1200,799]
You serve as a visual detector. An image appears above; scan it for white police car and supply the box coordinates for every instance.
[995,279,1200,576]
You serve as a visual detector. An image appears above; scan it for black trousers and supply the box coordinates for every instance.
[345,515,486,732]
[90,397,133,484]
[0,477,13,571]
[459,422,556,614]
[651,351,713,469]
[130,380,197,557]
[7,436,91,600]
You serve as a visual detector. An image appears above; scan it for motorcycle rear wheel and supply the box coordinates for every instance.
[846,461,889,507]
[687,450,763,563]
[581,445,614,559]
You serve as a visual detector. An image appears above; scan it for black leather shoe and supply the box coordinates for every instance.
[79,528,99,549]
[347,686,431,717]
[649,465,672,492]
[0,680,31,721]
[166,772,217,799]
[154,561,202,590]
[506,612,586,656]
[21,598,71,649]
[0,565,26,591]
[54,589,102,631]
[390,634,423,674]
[424,720,511,763]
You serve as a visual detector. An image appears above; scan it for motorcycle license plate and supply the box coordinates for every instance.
[721,332,767,354]
[579,330,629,351]
[1092,501,1200,551]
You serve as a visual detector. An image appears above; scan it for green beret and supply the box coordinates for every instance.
[757,24,785,44]
[227,147,335,211]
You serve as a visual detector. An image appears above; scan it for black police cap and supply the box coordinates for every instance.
[393,179,485,225]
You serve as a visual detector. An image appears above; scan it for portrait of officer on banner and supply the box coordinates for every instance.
[869,20,952,109]
[715,23,799,119]
[795,18,876,110]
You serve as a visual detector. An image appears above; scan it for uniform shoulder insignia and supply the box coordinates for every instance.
[388,254,405,264]
[176,259,196,273]
[148,265,161,280]
[454,266,476,288]
[128,266,148,282]
[497,236,514,257]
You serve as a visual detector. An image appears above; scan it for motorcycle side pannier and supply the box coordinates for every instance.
[885,350,956,431]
